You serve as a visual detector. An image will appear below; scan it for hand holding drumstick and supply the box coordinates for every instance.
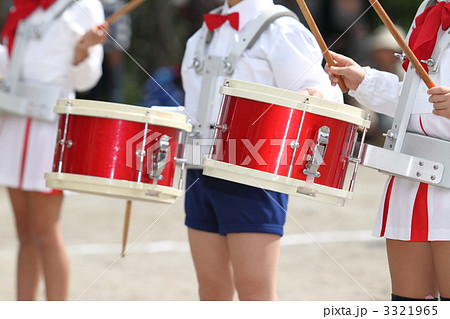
[74,0,147,65]
[74,22,109,65]
[324,51,366,91]
[428,86,450,120]
[325,52,450,120]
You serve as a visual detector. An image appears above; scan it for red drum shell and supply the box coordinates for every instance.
[210,95,357,190]
[52,114,180,187]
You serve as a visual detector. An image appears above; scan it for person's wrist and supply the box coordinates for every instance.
[74,37,89,65]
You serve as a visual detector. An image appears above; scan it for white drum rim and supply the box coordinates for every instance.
[54,99,192,132]
[219,79,371,128]
[202,159,352,206]
[45,172,182,204]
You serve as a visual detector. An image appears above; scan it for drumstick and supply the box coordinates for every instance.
[368,0,436,89]
[295,0,348,93]
[105,0,147,25]
[121,200,132,257]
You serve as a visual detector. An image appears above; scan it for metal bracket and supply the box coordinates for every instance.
[150,135,170,180]
[361,144,444,185]
[303,126,330,178]
[394,53,407,63]
[420,58,436,68]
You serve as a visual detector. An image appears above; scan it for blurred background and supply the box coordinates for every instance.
[1,0,422,143]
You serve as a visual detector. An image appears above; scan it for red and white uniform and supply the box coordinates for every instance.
[0,0,104,192]
[350,0,450,241]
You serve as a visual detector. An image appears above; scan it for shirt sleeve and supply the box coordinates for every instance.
[266,17,343,103]
[349,67,403,117]
[65,0,105,92]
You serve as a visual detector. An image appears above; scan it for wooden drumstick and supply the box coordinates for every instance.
[121,200,132,257]
[295,0,348,93]
[368,0,436,89]
[106,0,147,25]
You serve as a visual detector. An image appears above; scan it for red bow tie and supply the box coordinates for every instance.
[403,1,450,73]
[203,12,240,31]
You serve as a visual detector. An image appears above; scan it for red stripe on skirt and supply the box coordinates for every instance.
[19,119,32,188]
[380,176,395,237]
[410,183,429,241]
[419,115,429,136]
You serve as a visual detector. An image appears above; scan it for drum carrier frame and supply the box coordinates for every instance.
[360,1,450,190]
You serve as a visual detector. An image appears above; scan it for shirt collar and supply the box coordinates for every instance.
[222,0,274,30]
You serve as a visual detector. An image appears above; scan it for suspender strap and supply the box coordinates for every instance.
[192,6,223,73]
[226,5,298,75]
[36,0,75,38]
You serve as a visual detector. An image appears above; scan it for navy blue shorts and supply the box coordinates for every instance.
[184,169,288,236]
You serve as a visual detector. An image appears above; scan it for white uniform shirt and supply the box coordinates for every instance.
[0,0,104,191]
[349,0,450,241]
[181,0,343,127]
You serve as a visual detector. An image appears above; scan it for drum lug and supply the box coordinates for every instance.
[290,141,300,149]
[348,156,361,164]
[214,123,228,133]
[135,149,146,157]
[149,135,170,180]
[59,139,73,148]
[303,126,330,178]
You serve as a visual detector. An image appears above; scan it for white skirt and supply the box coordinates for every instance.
[372,176,450,241]
[0,113,58,192]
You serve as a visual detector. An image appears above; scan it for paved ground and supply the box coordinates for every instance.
[0,166,392,301]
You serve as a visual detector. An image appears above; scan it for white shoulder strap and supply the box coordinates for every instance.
[193,5,298,75]
[193,6,223,73]
[226,5,298,75]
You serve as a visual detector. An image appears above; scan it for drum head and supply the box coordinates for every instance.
[219,79,371,128]
[54,99,192,132]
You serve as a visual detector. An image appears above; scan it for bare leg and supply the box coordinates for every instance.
[188,228,235,300]
[430,242,450,298]
[9,189,42,301]
[386,239,438,299]
[227,233,280,301]
[28,191,69,301]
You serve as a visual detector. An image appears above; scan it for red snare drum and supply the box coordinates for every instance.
[45,100,191,203]
[202,79,371,205]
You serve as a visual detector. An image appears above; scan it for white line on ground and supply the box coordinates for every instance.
[0,229,380,257]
